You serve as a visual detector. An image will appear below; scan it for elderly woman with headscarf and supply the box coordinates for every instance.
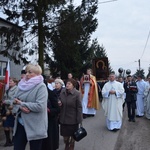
[42,78,63,150]
[53,78,65,98]
[12,64,48,150]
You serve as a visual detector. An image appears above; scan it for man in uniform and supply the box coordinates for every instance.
[124,75,138,122]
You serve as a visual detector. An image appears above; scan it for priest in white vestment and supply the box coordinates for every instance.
[144,76,150,119]
[136,75,147,117]
[80,69,100,118]
[102,73,124,131]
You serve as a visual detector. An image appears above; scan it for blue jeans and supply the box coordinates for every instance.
[14,122,43,150]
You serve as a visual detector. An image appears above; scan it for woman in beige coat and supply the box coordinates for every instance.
[59,78,82,150]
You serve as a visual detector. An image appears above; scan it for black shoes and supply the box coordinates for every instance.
[83,114,87,119]
[88,114,95,117]
[128,119,132,122]
[111,128,119,132]
[83,114,95,119]
[4,142,13,147]
[136,115,143,118]
[128,118,136,122]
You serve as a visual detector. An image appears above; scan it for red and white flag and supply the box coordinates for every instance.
[4,60,10,91]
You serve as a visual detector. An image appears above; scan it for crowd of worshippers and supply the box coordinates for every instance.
[117,74,150,121]
[1,64,150,150]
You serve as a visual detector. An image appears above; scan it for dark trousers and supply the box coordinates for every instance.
[123,102,126,111]
[127,101,136,120]
[14,122,43,150]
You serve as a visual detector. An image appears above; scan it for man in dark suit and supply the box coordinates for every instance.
[124,75,138,122]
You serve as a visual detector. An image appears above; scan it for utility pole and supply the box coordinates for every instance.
[138,59,141,70]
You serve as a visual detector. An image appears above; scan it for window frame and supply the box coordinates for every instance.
[0,61,7,77]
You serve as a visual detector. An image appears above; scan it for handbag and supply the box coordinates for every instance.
[73,123,87,142]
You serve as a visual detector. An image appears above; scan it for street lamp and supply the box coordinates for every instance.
[138,59,141,70]
[118,68,131,78]
[135,59,141,70]
[126,69,131,75]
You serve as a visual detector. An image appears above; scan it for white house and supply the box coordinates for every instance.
[0,17,23,80]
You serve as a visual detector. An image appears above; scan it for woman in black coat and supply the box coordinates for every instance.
[42,78,60,150]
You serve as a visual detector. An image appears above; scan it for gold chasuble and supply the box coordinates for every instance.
[80,75,100,110]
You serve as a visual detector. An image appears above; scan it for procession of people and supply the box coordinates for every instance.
[0,63,150,150]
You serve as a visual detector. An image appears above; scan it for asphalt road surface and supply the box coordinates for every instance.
[0,106,150,150]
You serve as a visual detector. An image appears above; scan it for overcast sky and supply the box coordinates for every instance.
[74,0,150,76]
[1,0,150,76]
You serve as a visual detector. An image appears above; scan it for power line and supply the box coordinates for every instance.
[140,28,150,59]
[98,0,118,4]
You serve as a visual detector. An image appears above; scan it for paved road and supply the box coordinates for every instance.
[58,109,120,150]
[0,109,120,150]
[114,110,150,150]
[0,107,150,150]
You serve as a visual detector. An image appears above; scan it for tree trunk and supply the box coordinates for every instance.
[38,0,44,71]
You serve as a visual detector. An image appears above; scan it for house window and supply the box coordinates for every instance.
[0,61,7,77]
[0,31,3,48]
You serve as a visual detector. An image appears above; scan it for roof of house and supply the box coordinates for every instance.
[0,17,22,29]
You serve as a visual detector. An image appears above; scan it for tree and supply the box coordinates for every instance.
[49,0,98,79]
[146,66,150,78]
[0,0,66,70]
[1,0,110,79]
[0,26,27,64]
[135,69,145,79]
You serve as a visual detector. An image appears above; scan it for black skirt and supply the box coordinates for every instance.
[60,124,78,136]
[3,114,15,128]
